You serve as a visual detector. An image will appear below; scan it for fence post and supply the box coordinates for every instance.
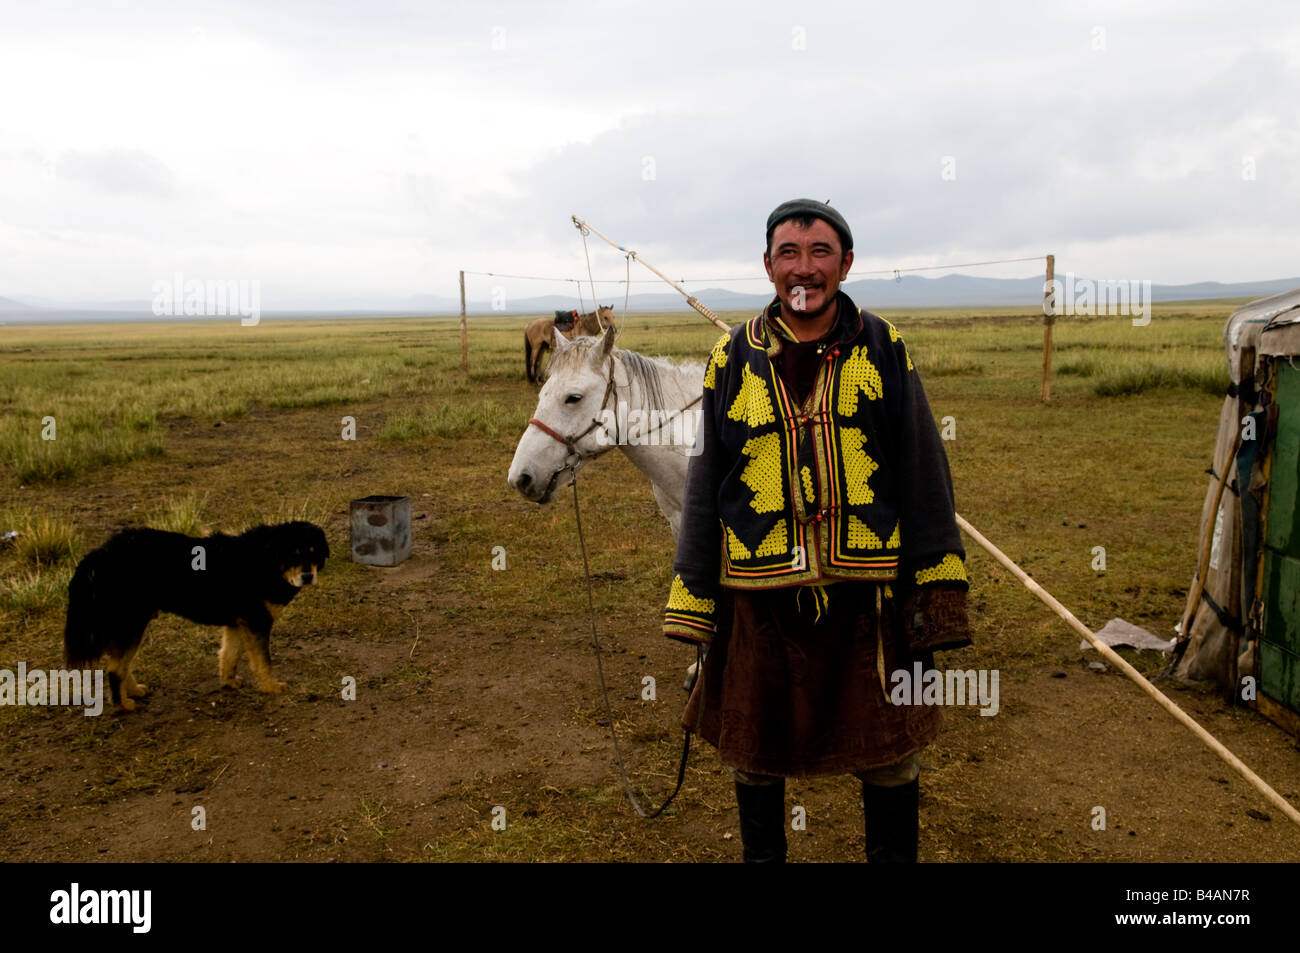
[1041,254,1055,402]
[459,270,468,374]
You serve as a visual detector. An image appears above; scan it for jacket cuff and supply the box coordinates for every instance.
[900,583,971,654]
[910,552,968,588]
[663,627,710,646]
[663,574,717,644]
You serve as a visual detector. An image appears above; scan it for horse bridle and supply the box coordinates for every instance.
[527,351,706,500]
[528,356,622,499]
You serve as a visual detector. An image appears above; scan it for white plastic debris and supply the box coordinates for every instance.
[1081,618,1176,654]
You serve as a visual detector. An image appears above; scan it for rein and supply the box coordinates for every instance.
[570,469,696,819]
[528,347,699,818]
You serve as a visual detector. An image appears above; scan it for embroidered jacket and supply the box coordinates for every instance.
[663,292,967,644]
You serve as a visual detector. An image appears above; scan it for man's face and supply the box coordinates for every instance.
[763,218,854,322]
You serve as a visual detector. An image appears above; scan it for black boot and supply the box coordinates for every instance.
[735,780,787,863]
[863,778,918,863]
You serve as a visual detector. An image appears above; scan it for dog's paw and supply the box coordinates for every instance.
[117,697,136,713]
[127,682,149,698]
[220,676,244,690]
[258,679,287,694]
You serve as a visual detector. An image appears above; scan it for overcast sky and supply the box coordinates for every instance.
[0,0,1296,308]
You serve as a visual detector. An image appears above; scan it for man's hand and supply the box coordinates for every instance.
[683,644,709,694]
[900,584,971,655]
[683,660,700,694]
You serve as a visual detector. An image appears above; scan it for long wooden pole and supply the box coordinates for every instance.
[1041,254,1055,402]
[571,214,730,331]
[956,512,1300,829]
[459,269,467,374]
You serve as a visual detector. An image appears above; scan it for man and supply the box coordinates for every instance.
[663,199,971,863]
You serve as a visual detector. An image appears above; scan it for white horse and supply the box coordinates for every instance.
[507,325,704,539]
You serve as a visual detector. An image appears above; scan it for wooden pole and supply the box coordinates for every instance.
[572,214,730,331]
[1178,429,1244,645]
[459,270,467,374]
[1041,254,1055,402]
[955,512,1300,829]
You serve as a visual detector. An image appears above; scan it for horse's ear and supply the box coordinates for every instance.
[590,322,617,366]
[552,327,570,351]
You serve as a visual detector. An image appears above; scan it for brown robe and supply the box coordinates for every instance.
[682,581,942,777]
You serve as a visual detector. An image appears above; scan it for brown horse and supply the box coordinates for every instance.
[523,305,616,383]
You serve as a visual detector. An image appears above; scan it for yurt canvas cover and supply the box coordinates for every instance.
[1176,287,1300,732]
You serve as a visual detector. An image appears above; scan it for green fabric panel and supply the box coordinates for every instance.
[1263,364,1300,714]
[1265,363,1300,553]
[1260,641,1300,713]
[1263,552,1300,654]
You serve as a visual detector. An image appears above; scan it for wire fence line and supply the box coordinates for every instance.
[461,254,1048,288]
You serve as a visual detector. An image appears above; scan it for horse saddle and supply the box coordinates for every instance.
[554,309,578,331]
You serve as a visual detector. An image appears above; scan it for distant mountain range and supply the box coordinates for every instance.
[3,274,1298,323]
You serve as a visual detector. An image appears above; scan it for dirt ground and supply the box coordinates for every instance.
[3,395,1299,863]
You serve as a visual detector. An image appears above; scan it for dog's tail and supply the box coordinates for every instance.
[64,553,105,668]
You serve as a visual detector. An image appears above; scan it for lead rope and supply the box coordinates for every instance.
[570,472,694,818]
[576,221,606,331]
[623,253,632,322]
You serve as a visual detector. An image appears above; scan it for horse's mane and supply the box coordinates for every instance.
[543,338,703,411]
[620,349,670,409]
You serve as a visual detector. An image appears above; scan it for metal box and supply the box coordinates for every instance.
[349,495,411,567]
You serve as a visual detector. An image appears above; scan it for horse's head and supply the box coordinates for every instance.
[508,324,625,503]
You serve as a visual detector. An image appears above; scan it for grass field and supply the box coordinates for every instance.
[2,299,1298,863]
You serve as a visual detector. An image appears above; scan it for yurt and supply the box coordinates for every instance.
[1175,287,1300,735]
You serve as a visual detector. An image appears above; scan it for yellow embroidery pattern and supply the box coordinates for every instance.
[880,318,914,371]
[840,427,878,505]
[739,432,784,514]
[800,465,815,504]
[887,522,900,548]
[703,333,729,390]
[915,553,967,585]
[727,527,751,561]
[727,364,776,428]
[667,574,715,613]
[755,520,787,557]
[837,346,884,415]
[848,515,882,550]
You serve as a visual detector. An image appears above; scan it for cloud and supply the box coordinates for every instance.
[0,0,1297,303]
[491,39,1299,280]
[56,149,177,199]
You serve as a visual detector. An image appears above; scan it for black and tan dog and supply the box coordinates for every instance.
[64,521,329,711]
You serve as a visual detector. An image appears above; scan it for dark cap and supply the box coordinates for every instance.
[765,198,853,253]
